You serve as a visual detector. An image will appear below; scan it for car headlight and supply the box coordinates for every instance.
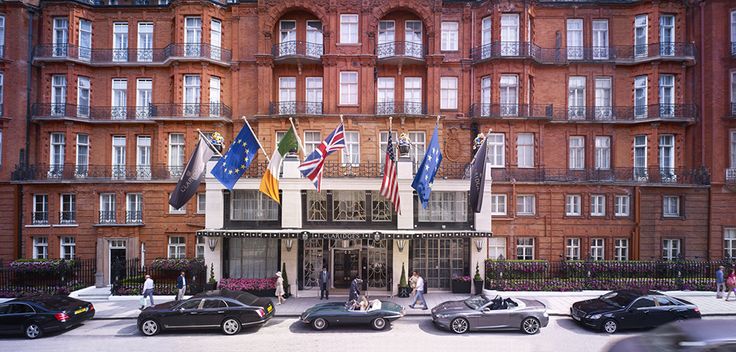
[587,314,602,320]
[543,312,549,318]
[435,314,451,319]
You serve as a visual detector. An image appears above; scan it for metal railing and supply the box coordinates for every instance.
[375,101,427,115]
[471,42,696,64]
[32,211,48,225]
[470,41,537,61]
[0,259,97,297]
[376,41,425,60]
[436,162,470,179]
[272,41,323,59]
[269,101,323,115]
[488,167,709,185]
[32,103,232,121]
[126,211,143,224]
[12,164,187,182]
[99,211,117,224]
[551,104,697,122]
[111,258,206,296]
[323,162,383,178]
[468,103,554,119]
[35,43,231,64]
[59,211,76,224]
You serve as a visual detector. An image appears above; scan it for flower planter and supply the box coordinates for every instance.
[397,286,412,298]
[246,289,276,297]
[473,280,484,295]
[206,281,218,291]
[451,280,471,294]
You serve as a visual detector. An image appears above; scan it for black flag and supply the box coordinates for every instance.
[169,137,216,210]
[469,136,488,213]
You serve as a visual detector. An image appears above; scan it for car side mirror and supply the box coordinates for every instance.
[482,307,491,312]
[179,307,186,312]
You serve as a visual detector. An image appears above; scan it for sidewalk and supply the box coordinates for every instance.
[69,288,736,320]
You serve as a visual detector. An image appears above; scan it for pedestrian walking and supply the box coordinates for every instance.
[318,266,330,300]
[140,274,154,309]
[716,266,726,299]
[409,271,418,297]
[726,269,736,301]
[409,271,428,310]
[275,271,285,305]
[348,277,362,303]
[176,271,187,301]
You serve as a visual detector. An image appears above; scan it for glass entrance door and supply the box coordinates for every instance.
[411,238,468,290]
[333,249,360,288]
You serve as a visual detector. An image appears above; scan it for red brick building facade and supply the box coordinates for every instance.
[0,0,732,285]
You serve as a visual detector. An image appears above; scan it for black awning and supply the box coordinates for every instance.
[196,230,492,240]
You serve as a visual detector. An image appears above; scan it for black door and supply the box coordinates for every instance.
[110,249,127,284]
[160,299,205,328]
[334,250,359,289]
[0,304,35,334]
[200,299,228,326]
[624,297,657,329]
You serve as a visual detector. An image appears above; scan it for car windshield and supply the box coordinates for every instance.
[234,292,259,305]
[465,295,491,310]
[600,291,637,308]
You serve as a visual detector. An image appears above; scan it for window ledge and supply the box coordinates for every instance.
[93,223,144,227]
[53,224,79,228]
[25,224,51,228]
[336,43,361,46]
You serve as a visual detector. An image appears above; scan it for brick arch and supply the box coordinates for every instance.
[261,0,331,35]
[370,4,435,35]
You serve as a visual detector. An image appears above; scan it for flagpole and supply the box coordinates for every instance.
[289,117,307,155]
[241,116,271,163]
[196,129,223,157]
[340,114,351,163]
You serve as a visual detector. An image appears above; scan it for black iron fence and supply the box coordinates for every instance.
[272,40,323,59]
[0,259,96,297]
[485,259,731,292]
[110,258,206,296]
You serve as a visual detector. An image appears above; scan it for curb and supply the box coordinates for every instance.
[91,313,736,320]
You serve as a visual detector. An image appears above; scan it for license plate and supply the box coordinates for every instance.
[74,307,88,315]
[266,305,273,313]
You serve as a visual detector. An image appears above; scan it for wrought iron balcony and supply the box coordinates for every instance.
[125,211,143,224]
[468,103,554,119]
[32,103,231,122]
[271,41,323,62]
[375,101,426,116]
[59,211,76,225]
[34,43,231,65]
[269,101,323,115]
[726,169,736,183]
[31,211,48,225]
[376,41,425,62]
[470,41,537,61]
[323,162,383,178]
[98,211,117,224]
[551,104,697,123]
[12,164,186,182]
[436,162,470,179]
[488,167,709,185]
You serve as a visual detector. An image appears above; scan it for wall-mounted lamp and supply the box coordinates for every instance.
[207,237,219,252]
[397,239,407,253]
[474,239,484,253]
[285,239,294,252]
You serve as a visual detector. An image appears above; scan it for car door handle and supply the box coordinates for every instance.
[189,312,198,315]
[217,311,225,314]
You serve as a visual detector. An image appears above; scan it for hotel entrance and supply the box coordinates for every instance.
[301,237,391,292]
[333,248,360,288]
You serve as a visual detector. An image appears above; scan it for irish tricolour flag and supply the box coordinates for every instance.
[259,126,299,204]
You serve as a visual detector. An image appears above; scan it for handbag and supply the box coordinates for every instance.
[727,276,736,287]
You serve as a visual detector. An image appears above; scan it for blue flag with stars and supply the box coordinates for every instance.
[412,125,443,209]
[211,124,261,190]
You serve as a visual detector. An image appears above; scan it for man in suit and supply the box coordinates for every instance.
[348,277,362,303]
[176,271,186,301]
[318,266,330,300]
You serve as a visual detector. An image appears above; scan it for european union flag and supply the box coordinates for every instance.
[211,124,261,190]
[412,125,443,209]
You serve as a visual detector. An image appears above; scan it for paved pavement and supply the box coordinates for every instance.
[71,288,736,319]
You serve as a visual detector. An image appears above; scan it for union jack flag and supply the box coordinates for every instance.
[380,132,401,214]
[298,123,346,191]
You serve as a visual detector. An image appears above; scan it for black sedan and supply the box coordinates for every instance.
[606,319,736,352]
[571,290,701,334]
[137,289,274,336]
[0,295,95,339]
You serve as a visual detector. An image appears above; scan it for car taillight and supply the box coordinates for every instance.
[255,308,265,318]
[89,304,95,311]
[694,307,700,313]
[55,312,70,322]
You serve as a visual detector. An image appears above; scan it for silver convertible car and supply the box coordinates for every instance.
[431,295,549,334]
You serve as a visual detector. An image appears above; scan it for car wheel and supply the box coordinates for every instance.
[221,318,242,335]
[312,317,328,331]
[450,317,469,334]
[139,319,160,336]
[371,317,387,331]
[602,319,618,334]
[521,317,540,335]
[24,323,43,339]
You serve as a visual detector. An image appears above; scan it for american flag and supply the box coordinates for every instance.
[380,132,401,214]
[299,123,346,191]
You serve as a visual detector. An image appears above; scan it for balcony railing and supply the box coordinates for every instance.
[34,43,231,64]
[471,42,696,64]
[59,211,76,224]
[269,101,323,115]
[488,167,709,185]
[272,41,323,59]
[375,101,427,115]
[12,164,186,182]
[376,41,425,60]
[32,211,48,225]
[32,103,232,121]
[125,211,143,224]
[99,211,116,224]
[323,162,383,178]
[551,104,697,123]
[468,104,554,119]
[436,162,470,179]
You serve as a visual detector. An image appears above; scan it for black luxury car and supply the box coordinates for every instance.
[571,290,701,334]
[605,319,736,352]
[137,289,274,336]
[0,295,95,339]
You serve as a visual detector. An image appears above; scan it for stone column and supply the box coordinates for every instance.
[280,154,302,297]
[204,159,224,281]
[396,156,414,230]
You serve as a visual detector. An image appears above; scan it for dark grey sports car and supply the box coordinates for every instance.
[300,300,404,331]
[432,295,549,334]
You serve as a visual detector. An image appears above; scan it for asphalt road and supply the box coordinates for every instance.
[0,316,664,352]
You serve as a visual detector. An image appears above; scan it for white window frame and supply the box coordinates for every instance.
[594,77,612,120]
[487,133,505,168]
[100,193,116,224]
[662,239,681,261]
[376,77,395,114]
[566,19,583,60]
[168,133,185,177]
[340,14,359,44]
[481,17,492,59]
[440,77,458,110]
[565,194,581,216]
[51,75,67,116]
[590,238,605,261]
[137,22,154,62]
[634,15,648,58]
[480,75,492,116]
[568,76,586,119]
[516,195,535,216]
[184,17,202,56]
[417,191,468,223]
[440,21,459,51]
[725,228,736,259]
[730,130,736,179]
[32,194,48,225]
[183,75,201,116]
[196,236,205,260]
[516,133,534,168]
[500,14,520,56]
[500,75,518,116]
[111,135,126,179]
[403,77,422,114]
[79,19,92,61]
[732,11,736,54]
[591,194,606,216]
[197,193,206,214]
[565,238,581,260]
[50,133,65,176]
[60,193,76,224]
[210,19,222,60]
[306,20,324,57]
[634,75,648,118]
[304,131,321,156]
[663,195,681,218]
[490,194,507,216]
[594,136,611,170]
[77,77,90,118]
[168,236,186,259]
[305,77,323,114]
[75,134,89,177]
[136,135,151,180]
[659,74,675,117]
[126,193,143,223]
[52,18,69,57]
[112,22,129,62]
[659,134,675,180]
[33,237,48,259]
[60,236,75,259]
[136,78,153,119]
[339,71,358,105]
[659,15,675,56]
[209,76,221,116]
[568,136,585,170]
[516,237,534,260]
[592,20,609,59]
[342,131,360,166]
[634,135,648,180]
[489,237,506,260]
[111,78,127,119]
[278,76,296,114]
[614,195,630,217]
[614,239,629,261]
